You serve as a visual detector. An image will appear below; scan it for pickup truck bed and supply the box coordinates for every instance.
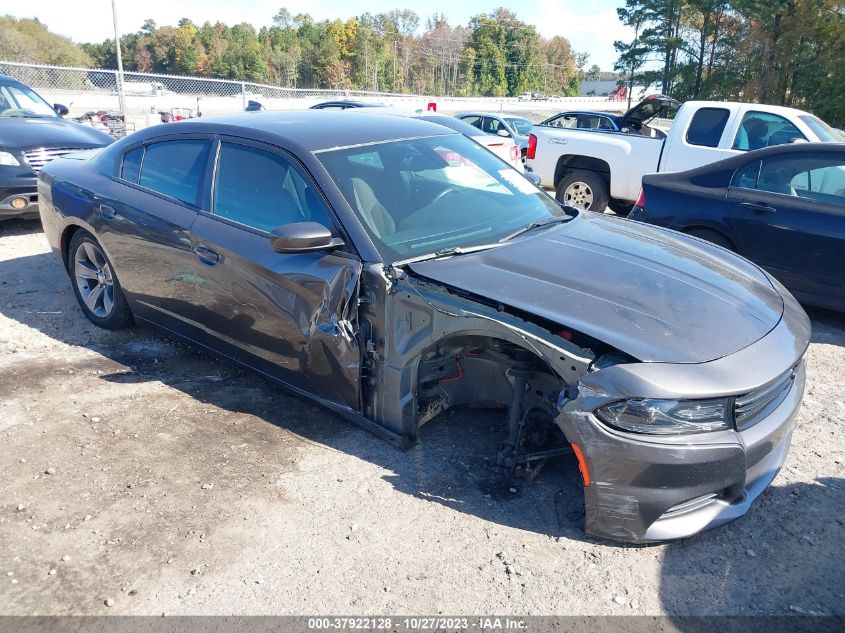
[526,98,834,213]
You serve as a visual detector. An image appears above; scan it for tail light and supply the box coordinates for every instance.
[526,133,537,160]
[635,188,645,208]
[509,144,519,162]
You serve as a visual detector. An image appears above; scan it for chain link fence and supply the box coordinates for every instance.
[1,60,628,135]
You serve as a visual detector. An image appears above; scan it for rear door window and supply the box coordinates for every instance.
[139,139,210,206]
[686,108,730,147]
[731,161,760,189]
[121,147,144,183]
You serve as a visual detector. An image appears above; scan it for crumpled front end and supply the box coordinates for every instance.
[556,289,810,543]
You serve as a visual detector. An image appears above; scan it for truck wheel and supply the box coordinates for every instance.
[556,171,609,213]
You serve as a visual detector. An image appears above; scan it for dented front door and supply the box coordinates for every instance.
[189,214,363,411]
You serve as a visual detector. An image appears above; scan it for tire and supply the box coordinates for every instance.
[555,170,609,213]
[607,198,633,217]
[684,227,735,251]
[67,230,132,330]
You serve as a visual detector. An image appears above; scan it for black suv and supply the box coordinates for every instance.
[1,75,113,221]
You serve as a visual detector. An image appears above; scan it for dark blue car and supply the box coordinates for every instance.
[630,142,845,311]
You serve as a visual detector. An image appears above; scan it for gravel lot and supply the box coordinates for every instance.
[1,219,843,617]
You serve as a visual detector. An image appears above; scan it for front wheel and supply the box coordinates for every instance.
[555,170,609,213]
[68,230,132,330]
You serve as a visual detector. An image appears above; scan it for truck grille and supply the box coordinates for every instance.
[734,363,800,430]
[22,147,85,173]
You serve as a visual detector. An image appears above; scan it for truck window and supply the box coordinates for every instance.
[686,108,730,147]
[732,111,806,151]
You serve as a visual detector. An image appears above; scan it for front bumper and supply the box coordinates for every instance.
[0,165,39,220]
[560,361,804,543]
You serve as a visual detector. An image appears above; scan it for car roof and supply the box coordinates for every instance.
[649,141,845,182]
[353,108,486,138]
[724,140,845,161]
[553,110,618,117]
[126,110,457,152]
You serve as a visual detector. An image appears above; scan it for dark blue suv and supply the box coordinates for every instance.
[0,75,113,221]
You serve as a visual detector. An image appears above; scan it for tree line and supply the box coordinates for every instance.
[0,9,583,97]
[614,0,845,125]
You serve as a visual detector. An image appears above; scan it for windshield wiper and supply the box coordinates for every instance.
[499,215,573,243]
[392,243,502,268]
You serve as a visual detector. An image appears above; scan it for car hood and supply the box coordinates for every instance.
[408,213,784,364]
[0,117,113,150]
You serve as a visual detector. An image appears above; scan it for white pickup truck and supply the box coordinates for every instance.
[526,95,843,212]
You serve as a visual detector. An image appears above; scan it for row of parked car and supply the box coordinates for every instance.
[0,73,839,543]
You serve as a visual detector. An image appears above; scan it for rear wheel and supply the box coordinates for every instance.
[68,230,132,329]
[556,170,609,213]
[684,227,735,251]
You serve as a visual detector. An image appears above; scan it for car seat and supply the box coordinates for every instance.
[759,168,796,196]
[350,178,395,238]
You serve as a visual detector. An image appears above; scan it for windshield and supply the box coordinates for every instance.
[505,117,533,135]
[316,134,565,263]
[0,81,58,118]
[798,115,845,142]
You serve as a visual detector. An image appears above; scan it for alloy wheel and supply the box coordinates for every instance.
[73,241,115,318]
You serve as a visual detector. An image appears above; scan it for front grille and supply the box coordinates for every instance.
[734,363,800,430]
[22,147,86,173]
[661,493,719,518]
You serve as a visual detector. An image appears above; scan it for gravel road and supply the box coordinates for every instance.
[1,219,843,616]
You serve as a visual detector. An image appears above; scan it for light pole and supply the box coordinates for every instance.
[111,0,126,115]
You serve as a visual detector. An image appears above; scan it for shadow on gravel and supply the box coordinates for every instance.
[659,477,845,622]
[806,306,845,348]
[0,217,42,236]
[0,251,588,543]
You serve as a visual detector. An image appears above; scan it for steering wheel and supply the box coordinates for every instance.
[429,187,461,207]
[0,109,28,117]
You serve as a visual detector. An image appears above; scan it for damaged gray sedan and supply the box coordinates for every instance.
[38,111,810,543]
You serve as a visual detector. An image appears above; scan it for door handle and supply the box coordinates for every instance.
[194,245,219,265]
[98,204,116,220]
[739,201,777,214]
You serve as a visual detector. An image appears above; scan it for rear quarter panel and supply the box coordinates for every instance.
[640,170,733,237]
[37,156,103,266]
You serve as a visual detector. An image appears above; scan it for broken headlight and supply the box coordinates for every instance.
[595,398,731,435]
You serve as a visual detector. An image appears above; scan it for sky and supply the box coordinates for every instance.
[9,0,632,71]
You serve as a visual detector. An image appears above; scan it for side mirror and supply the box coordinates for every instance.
[54,103,69,117]
[497,128,511,137]
[269,222,343,253]
[524,171,542,187]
